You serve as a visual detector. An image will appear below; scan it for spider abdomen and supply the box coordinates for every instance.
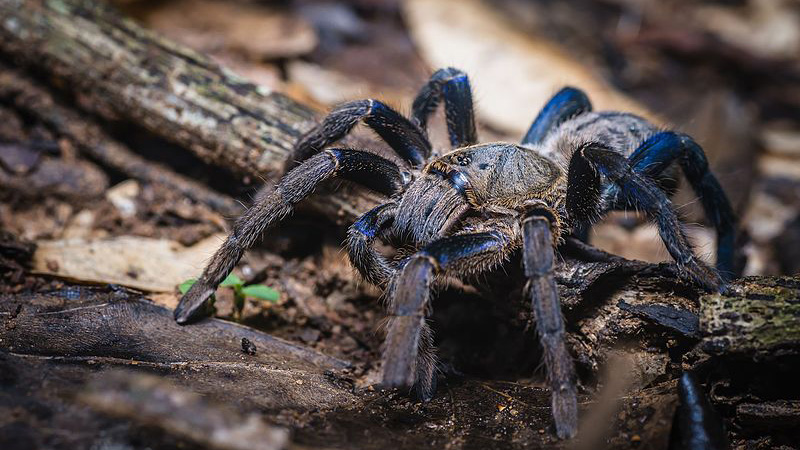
[540,111,660,166]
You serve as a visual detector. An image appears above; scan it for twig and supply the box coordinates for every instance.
[0,67,243,217]
[0,0,384,223]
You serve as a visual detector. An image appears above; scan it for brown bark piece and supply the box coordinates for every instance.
[0,0,383,224]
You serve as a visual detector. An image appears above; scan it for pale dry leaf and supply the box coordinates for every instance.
[694,0,800,60]
[32,234,227,292]
[139,0,317,60]
[105,179,140,219]
[403,0,658,135]
[762,126,800,158]
[759,154,800,181]
[287,60,412,108]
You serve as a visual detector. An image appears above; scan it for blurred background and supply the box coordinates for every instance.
[1,1,800,447]
[6,0,800,277]
[117,0,800,277]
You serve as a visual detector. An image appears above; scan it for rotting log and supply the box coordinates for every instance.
[0,284,676,449]
[0,67,243,217]
[701,277,800,358]
[3,274,798,449]
[1,233,799,447]
[0,0,383,223]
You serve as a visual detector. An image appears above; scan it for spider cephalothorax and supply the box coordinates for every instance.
[174,67,738,439]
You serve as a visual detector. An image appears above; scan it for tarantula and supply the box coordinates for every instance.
[174,67,737,438]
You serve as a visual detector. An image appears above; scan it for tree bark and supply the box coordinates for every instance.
[0,0,383,223]
[0,67,243,216]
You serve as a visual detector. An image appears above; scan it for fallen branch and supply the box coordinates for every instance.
[0,0,383,223]
[0,67,243,217]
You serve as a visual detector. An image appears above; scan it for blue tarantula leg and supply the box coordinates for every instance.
[522,211,578,439]
[411,67,477,148]
[627,132,739,279]
[521,87,592,146]
[174,149,405,325]
[382,229,513,401]
[568,143,722,291]
[347,202,398,286]
[671,372,729,450]
[292,100,431,168]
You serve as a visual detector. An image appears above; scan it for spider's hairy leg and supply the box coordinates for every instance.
[292,100,431,168]
[522,212,578,439]
[568,143,722,291]
[174,149,406,324]
[411,67,477,148]
[627,132,739,279]
[382,226,515,400]
[521,87,592,146]
[672,372,729,450]
[347,203,398,287]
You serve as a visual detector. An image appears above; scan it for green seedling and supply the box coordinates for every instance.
[178,273,279,321]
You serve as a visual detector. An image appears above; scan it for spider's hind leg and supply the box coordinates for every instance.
[411,67,477,148]
[567,143,722,291]
[522,87,592,146]
[175,149,406,324]
[626,131,739,279]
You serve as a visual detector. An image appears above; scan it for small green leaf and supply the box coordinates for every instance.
[240,284,280,302]
[220,273,244,287]
[178,278,196,294]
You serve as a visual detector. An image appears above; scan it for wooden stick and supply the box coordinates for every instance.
[0,0,383,223]
[0,67,243,217]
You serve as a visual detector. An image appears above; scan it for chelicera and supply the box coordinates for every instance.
[174,67,737,438]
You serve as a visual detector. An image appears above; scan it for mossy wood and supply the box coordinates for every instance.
[701,277,800,357]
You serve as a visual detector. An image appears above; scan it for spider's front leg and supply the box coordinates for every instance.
[521,209,578,439]
[292,100,431,168]
[411,67,477,148]
[347,202,398,287]
[382,221,517,400]
[174,149,405,324]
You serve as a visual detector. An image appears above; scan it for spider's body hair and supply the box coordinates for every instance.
[386,111,664,250]
[388,142,562,247]
[175,69,739,441]
[537,111,659,166]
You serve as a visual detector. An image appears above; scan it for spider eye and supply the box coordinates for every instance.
[455,155,471,166]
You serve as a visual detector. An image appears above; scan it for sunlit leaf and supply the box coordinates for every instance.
[178,278,196,294]
[220,273,244,287]
[240,284,280,302]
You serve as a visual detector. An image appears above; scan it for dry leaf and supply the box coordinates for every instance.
[32,234,226,292]
[287,60,412,108]
[138,0,317,60]
[403,0,657,135]
[694,0,800,60]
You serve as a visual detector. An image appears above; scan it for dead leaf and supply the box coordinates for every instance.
[694,0,800,60]
[105,179,139,218]
[137,0,317,60]
[403,0,658,136]
[287,61,413,108]
[32,234,226,292]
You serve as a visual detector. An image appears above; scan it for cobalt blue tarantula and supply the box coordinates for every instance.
[174,68,737,439]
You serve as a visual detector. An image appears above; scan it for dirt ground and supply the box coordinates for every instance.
[2,0,800,449]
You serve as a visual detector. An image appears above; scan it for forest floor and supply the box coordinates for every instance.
[2,0,800,449]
